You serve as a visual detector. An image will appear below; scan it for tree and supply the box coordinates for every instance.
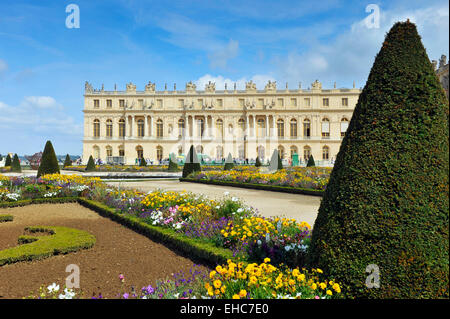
[63,154,72,168]
[277,153,283,170]
[306,155,315,167]
[223,153,234,171]
[255,156,262,167]
[11,154,21,173]
[139,157,147,166]
[182,145,201,178]
[85,155,96,172]
[4,154,11,167]
[37,141,60,178]
[307,21,449,298]
[168,153,179,172]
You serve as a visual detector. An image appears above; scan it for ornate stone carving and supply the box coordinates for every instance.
[311,80,322,90]
[186,81,197,92]
[265,80,277,92]
[84,81,94,93]
[205,81,215,93]
[145,81,156,93]
[246,80,257,92]
[439,54,447,69]
[126,82,136,92]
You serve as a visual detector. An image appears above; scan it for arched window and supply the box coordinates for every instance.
[290,118,297,138]
[303,118,311,138]
[257,118,265,137]
[156,146,163,161]
[228,124,233,135]
[278,145,285,159]
[197,118,205,137]
[257,145,265,160]
[137,119,145,137]
[156,119,163,138]
[93,119,100,137]
[238,118,245,137]
[277,119,284,138]
[341,117,349,137]
[290,146,298,159]
[216,119,223,139]
[178,119,185,138]
[136,145,143,159]
[118,145,124,157]
[303,146,311,161]
[321,118,330,138]
[119,119,125,137]
[93,145,100,159]
[106,119,113,138]
[322,146,329,160]
[106,145,112,157]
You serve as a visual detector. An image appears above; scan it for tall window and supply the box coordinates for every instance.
[93,99,99,108]
[119,119,125,137]
[341,118,349,137]
[106,119,113,138]
[303,119,311,138]
[322,118,330,138]
[303,146,311,161]
[290,119,297,138]
[93,119,100,137]
[277,98,284,107]
[119,99,125,108]
[322,146,329,160]
[323,98,329,107]
[178,119,185,138]
[304,98,311,107]
[93,146,100,159]
[291,98,297,107]
[216,146,223,159]
[118,146,124,157]
[136,146,143,159]
[257,146,265,160]
[106,99,112,108]
[257,118,265,137]
[277,119,284,138]
[238,118,245,137]
[156,146,163,161]
[290,146,298,159]
[156,119,163,138]
[216,119,223,139]
[342,98,348,107]
[278,145,285,159]
[106,146,112,157]
[137,119,145,137]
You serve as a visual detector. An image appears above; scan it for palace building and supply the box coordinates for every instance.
[82,80,361,165]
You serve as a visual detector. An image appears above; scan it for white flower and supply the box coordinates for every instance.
[224,192,229,196]
[231,197,238,202]
[215,206,221,209]
[257,240,262,246]
[47,283,60,293]
[237,208,244,213]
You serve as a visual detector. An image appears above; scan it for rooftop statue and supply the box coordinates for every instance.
[186,81,197,92]
[126,82,136,92]
[265,80,277,91]
[84,81,94,93]
[205,81,215,93]
[145,81,156,92]
[246,80,257,91]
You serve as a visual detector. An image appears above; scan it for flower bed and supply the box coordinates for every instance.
[187,167,331,192]
[0,173,342,299]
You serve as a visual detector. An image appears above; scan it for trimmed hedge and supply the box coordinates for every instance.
[306,155,315,167]
[37,141,60,178]
[179,178,324,197]
[307,21,449,298]
[63,154,72,168]
[0,214,13,222]
[0,226,96,266]
[85,155,96,172]
[4,154,11,167]
[11,154,21,173]
[0,197,78,209]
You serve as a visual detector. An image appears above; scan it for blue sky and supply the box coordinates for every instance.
[0,0,448,155]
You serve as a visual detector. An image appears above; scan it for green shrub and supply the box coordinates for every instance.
[168,157,179,172]
[63,154,72,168]
[37,141,60,178]
[0,214,13,223]
[307,21,449,298]
[277,153,283,170]
[139,158,147,167]
[182,145,201,178]
[255,157,262,167]
[306,155,315,167]
[0,226,96,266]
[4,154,11,167]
[85,155,96,172]
[11,154,21,173]
[223,153,234,171]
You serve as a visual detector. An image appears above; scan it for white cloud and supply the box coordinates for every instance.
[195,74,275,90]
[21,96,61,110]
[208,39,239,69]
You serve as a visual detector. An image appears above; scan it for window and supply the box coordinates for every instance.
[178,119,185,138]
[258,98,264,107]
[93,119,100,137]
[323,98,329,107]
[93,146,100,159]
[290,119,297,138]
[239,99,244,107]
[106,119,113,138]
[322,118,330,138]
[156,119,163,137]
[157,99,163,108]
[93,99,99,108]
[178,99,184,108]
[136,146,143,159]
[216,119,223,139]
[197,118,204,137]
[216,146,223,159]
[137,119,145,137]
[303,146,311,161]
[119,119,125,137]
[217,99,223,107]
[290,146,298,159]
[278,145,285,159]
[106,146,112,157]
[257,146,265,160]
[341,118,349,137]
[277,119,284,138]
[322,146,330,160]
[257,118,265,137]
[291,98,297,107]
[303,119,311,138]
[342,98,348,107]
[118,146,124,157]
[156,146,163,161]
[106,99,112,108]
[238,145,245,159]
[197,99,203,107]
[138,99,144,108]
[277,98,284,107]
[119,99,125,108]
[238,118,245,137]
[304,98,311,107]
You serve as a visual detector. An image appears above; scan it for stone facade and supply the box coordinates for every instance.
[82,80,361,165]
[432,55,449,99]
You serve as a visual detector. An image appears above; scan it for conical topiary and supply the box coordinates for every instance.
[255,156,262,167]
[306,155,315,167]
[307,21,449,298]
[85,155,96,172]
[277,153,283,170]
[182,145,201,178]
[11,154,21,173]
[37,141,60,178]
[168,153,179,172]
[223,153,234,171]
[4,154,11,167]
[63,154,72,168]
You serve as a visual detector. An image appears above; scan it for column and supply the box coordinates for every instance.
[205,116,209,138]
[149,116,152,137]
[265,115,268,138]
[245,116,249,137]
[144,116,148,138]
[252,116,256,138]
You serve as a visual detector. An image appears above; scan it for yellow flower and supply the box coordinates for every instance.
[232,294,240,299]
[264,257,271,263]
[332,283,341,293]
[311,283,317,290]
[209,271,216,279]
[319,282,327,290]
[239,289,247,298]
[213,279,222,289]
[326,290,333,296]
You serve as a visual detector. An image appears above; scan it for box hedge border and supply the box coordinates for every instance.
[179,178,324,197]
[0,196,233,268]
[0,214,13,222]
